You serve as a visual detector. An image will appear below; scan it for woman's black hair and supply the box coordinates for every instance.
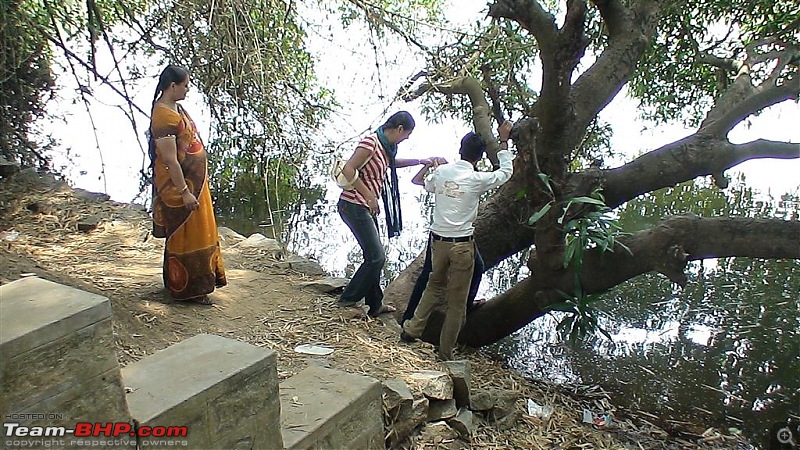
[151,65,189,111]
[381,111,415,131]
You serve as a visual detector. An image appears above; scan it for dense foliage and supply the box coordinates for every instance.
[0,0,55,167]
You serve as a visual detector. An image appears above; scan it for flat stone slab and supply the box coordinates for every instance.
[0,276,111,358]
[122,334,281,449]
[280,365,383,450]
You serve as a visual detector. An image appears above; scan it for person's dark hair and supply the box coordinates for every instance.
[382,111,415,131]
[151,65,189,110]
[459,132,486,162]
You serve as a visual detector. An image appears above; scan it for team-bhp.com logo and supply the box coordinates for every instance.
[4,422,188,438]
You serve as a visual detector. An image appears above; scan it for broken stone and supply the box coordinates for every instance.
[446,408,474,438]
[469,389,494,411]
[384,380,423,447]
[217,227,246,245]
[411,397,429,424]
[237,233,283,251]
[77,214,103,232]
[383,378,414,412]
[0,155,20,178]
[276,255,325,276]
[490,390,520,419]
[427,399,457,421]
[407,370,453,400]
[418,421,458,444]
[491,408,521,431]
[442,360,471,408]
[73,188,110,202]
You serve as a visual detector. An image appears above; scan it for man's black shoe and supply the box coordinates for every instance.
[400,331,417,343]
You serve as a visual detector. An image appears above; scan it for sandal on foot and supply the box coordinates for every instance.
[368,304,396,317]
[189,295,213,305]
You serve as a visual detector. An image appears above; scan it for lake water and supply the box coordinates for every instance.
[216,176,799,449]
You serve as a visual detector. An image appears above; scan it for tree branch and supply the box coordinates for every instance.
[488,0,559,55]
[602,136,800,208]
[461,215,800,346]
[568,0,662,149]
[700,77,799,135]
[403,75,501,165]
[591,0,629,38]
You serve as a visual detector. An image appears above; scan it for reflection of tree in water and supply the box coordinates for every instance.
[488,179,799,443]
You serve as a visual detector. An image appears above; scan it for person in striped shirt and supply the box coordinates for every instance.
[337,111,446,317]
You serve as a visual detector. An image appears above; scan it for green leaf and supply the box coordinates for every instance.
[570,196,607,207]
[528,202,553,224]
[538,173,554,196]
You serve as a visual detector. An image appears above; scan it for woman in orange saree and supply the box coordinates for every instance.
[149,65,226,304]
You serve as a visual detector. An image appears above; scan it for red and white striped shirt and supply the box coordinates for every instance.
[340,134,389,208]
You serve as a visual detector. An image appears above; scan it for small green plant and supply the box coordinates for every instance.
[548,280,613,345]
[529,187,630,342]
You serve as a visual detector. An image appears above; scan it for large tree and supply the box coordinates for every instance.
[380,0,799,346]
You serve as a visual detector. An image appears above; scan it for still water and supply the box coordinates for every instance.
[218,176,799,448]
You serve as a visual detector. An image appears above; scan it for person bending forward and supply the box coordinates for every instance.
[401,122,513,360]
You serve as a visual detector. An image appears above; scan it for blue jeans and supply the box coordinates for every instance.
[402,235,484,324]
[338,199,386,314]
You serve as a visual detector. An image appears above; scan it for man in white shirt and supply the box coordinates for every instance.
[401,121,514,360]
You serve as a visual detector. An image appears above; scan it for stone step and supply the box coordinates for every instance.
[121,333,282,449]
[279,365,384,450]
[0,277,131,438]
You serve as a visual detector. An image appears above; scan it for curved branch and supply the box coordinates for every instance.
[568,0,662,151]
[700,76,799,136]
[488,0,558,55]
[404,75,500,165]
[697,53,741,72]
[591,0,629,38]
[602,136,800,208]
[460,216,800,346]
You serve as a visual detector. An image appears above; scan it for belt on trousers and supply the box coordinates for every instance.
[431,233,473,243]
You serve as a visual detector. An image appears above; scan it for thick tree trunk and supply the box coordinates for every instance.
[390,216,800,347]
[460,216,800,346]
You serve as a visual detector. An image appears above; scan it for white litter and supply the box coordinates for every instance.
[526,399,554,420]
[294,344,334,356]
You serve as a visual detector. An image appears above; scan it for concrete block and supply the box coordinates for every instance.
[1,318,119,413]
[122,334,281,450]
[0,277,131,449]
[280,365,383,450]
[0,277,111,358]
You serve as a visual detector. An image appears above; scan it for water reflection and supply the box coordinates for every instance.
[494,262,799,445]
[219,172,799,447]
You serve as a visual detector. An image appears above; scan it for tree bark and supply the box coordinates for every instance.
[460,216,800,346]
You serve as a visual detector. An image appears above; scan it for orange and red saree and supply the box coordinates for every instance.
[150,104,226,300]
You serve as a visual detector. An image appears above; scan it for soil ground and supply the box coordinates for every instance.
[0,170,749,449]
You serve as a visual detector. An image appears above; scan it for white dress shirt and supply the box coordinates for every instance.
[424,150,514,237]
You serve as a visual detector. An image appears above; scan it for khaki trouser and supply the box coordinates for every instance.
[403,239,475,360]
